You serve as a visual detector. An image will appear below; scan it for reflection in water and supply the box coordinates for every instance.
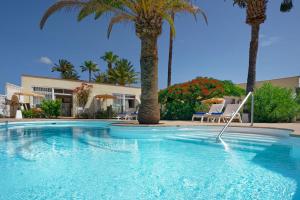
[0,126,139,161]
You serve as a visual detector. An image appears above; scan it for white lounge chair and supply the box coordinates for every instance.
[113,113,126,120]
[192,103,225,123]
[125,112,138,120]
[114,111,138,120]
[210,104,242,123]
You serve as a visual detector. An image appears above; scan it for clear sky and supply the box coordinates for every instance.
[0,0,299,94]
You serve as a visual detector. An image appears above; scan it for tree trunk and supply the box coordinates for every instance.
[167,13,174,87]
[138,36,160,124]
[89,70,91,82]
[246,24,260,94]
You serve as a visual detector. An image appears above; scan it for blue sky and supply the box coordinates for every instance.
[0,0,299,94]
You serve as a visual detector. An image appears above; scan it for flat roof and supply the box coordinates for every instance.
[21,74,141,89]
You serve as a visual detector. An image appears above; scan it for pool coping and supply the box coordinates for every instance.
[111,122,298,137]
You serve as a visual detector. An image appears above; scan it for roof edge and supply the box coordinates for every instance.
[21,74,141,89]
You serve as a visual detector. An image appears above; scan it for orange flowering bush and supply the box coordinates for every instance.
[159,77,244,120]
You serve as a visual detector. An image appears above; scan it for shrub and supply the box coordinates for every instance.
[194,103,209,113]
[95,109,117,119]
[22,110,34,118]
[22,108,44,118]
[296,88,300,104]
[77,112,90,119]
[40,99,62,118]
[252,83,300,122]
[159,77,244,120]
[223,80,245,97]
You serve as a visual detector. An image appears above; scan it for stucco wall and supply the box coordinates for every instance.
[237,76,300,91]
[5,83,22,101]
[21,75,141,116]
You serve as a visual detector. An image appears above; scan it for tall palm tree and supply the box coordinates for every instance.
[80,60,99,82]
[101,51,119,71]
[167,12,175,87]
[40,0,206,124]
[234,0,293,94]
[52,59,80,80]
[108,59,138,86]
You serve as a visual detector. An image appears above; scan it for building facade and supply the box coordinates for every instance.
[237,76,300,93]
[16,75,141,117]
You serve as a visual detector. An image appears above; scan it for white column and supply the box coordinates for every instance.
[122,94,126,113]
[52,88,55,100]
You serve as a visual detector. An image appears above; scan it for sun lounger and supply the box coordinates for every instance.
[113,113,126,120]
[210,104,242,123]
[125,111,138,120]
[114,111,138,120]
[192,104,225,123]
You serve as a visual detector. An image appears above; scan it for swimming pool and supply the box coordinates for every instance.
[0,121,299,200]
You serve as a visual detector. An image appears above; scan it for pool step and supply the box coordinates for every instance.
[165,133,278,153]
[177,131,280,143]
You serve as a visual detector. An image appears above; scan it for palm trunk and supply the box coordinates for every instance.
[138,36,160,124]
[89,70,91,82]
[108,63,112,70]
[167,13,174,87]
[246,24,260,94]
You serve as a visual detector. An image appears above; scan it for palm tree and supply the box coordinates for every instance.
[80,60,99,82]
[167,12,175,87]
[93,71,109,83]
[108,59,138,86]
[52,59,80,80]
[40,0,206,124]
[101,51,119,71]
[234,0,293,94]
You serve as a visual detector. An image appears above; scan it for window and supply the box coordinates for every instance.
[112,93,123,113]
[32,87,52,106]
[54,89,73,95]
[128,99,135,108]
[125,94,136,109]
[112,93,136,113]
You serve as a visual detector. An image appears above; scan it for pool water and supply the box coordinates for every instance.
[0,121,300,200]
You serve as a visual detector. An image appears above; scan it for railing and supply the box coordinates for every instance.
[216,92,254,142]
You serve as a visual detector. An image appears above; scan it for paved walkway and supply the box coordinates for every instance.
[0,118,299,136]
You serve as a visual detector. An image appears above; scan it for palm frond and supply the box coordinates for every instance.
[233,0,247,8]
[77,0,113,21]
[168,1,208,24]
[40,0,84,29]
[280,0,293,12]
[107,13,134,38]
[78,4,95,21]
[162,13,176,37]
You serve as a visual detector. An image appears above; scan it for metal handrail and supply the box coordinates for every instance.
[216,92,254,142]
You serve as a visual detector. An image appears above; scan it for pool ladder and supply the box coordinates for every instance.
[216,92,254,142]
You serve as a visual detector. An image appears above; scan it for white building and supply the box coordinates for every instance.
[5,75,141,117]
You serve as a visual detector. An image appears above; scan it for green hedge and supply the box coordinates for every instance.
[252,83,300,122]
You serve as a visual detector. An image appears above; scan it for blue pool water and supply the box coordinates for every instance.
[0,121,300,200]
